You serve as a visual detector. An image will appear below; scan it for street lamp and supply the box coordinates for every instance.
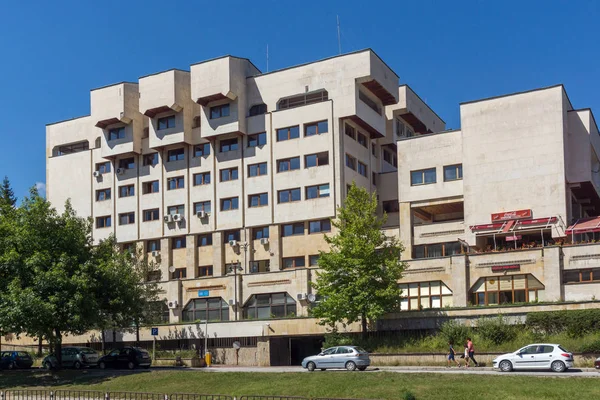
[228,261,244,320]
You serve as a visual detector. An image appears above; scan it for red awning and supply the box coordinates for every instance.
[502,220,515,233]
[566,216,600,234]
[470,217,558,233]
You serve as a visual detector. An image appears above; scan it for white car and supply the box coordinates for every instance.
[493,343,573,373]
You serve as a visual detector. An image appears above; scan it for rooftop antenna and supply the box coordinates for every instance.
[266,44,269,72]
[337,15,342,55]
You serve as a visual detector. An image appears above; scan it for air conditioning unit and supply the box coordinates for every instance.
[151,250,160,257]
[260,238,269,245]
[229,240,238,247]
[116,168,125,175]
[93,171,101,178]
[167,300,178,309]
[228,299,236,306]
[164,215,173,223]
[196,211,207,219]
[172,213,183,222]
[297,293,308,301]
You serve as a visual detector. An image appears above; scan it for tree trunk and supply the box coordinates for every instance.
[101,330,106,355]
[54,328,62,369]
[112,329,116,346]
[135,320,140,346]
[361,314,368,340]
[38,336,43,357]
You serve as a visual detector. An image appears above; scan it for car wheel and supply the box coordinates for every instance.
[345,361,357,371]
[43,362,52,370]
[74,361,82,370]
[358,366,367,371]
[99,361,106,370]
[499,360,513,372]
[551,360,566,373]
[307,362,316,372]
[321,369,326,371]
[127,361,135,370]
[7,362,15,370]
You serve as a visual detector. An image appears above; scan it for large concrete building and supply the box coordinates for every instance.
[44,49,600,365]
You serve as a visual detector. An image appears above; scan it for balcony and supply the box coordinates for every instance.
[413,220,466,245]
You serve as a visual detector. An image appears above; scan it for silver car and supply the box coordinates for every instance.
[493,343,574,372]
[301,346,370,371]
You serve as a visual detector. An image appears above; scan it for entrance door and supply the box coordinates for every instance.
[269,338,290,366]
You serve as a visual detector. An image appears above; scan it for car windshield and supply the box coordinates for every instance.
[80,348,96,354]
[353,347,368,353]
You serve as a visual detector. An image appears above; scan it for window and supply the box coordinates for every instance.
[309,219,331,234]
[194,201,211,214]
[383,200,399,213]
[108,127,125,141]
[158,115,176,130]
[183,297,228,322]
[147,240,161,252]
[305,120,328,137]
[277,89,328,110]
[143,208,160,222]
[172,236,186,249]
[220,138,238,152]
[249,103,267,116]
[357,132,367,148]
[171,268,187,280]
[346,154,356,170]
[358,90,381,114]
[413,242,464,259]
[252,226,270,240]
[277,157,300,172]
[167,204,185,217]
[224,230,240,242]
[278,188,301,203]
[197,266,213,277]
[358,161,367,177]
[399,281,453,311]
[444,164,463,181]
[563,268,600,284]
[220,167,239,182]
[167,176,185,190]
[372,172,377,186]
[372,144,377,157]
[167,148,185,162]
[309,255,320,267]
[345,124,356,140]
[194,172,211,186]
[283,257,305,269]
[143,153,158,166]
[119,184,135,198]
[248,132,267,147]
[470,275,544,306]
[383,150,392,164]
[243,292,297,319]
[143,180,159,194]
[276,126,300,142]
[194,143,210,157]
[411,168,437,186]
[221,197,239,211]
[119,212,135,225]
[96,215,111,229]
[396,119,405,138]
[393,155,398,168]
[96,162,111,173]
[281,222,304,237]
[210,104,230,119]
[248,162,268,177]
[56,141,89,156]
[96,189,111,201]
[305,152,329,168]
[118,157,135,170]
[250,260,270,273]
[306,184,330,199]
[198,234,213,247]
[249,193,268,208]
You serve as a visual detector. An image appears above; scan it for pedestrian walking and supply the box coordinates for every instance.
[463,344,470,368]
[447,342,461,368]
[467,337,479,367]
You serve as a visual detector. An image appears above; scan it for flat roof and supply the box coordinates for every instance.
[397,128,461,142]
[190,55,262,75]
[46,114,90,127]
[460,84,568,106]
[139,68,189,80]
[90,81,138,92]
[400,84,446,124]
[569,107,599,134]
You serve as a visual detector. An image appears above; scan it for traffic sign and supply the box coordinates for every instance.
[198,290,210,297]
[151,327,158,336]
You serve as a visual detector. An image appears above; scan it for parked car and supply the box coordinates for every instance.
[302,346,370,371]
[493,343,573,372]
[595,356,599,371]
[0,351,34,370]
[98,347,151,370]
[42,347,99,369]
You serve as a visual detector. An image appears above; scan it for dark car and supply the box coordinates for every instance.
[595,357,599,371]
[42,347,99,369]
[98,347,151,370]
[0,351,34,370]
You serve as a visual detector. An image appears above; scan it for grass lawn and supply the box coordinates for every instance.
[0,370,597,400]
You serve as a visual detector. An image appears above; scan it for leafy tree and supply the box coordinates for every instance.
[311,182,406,339]
[0,176,17,215]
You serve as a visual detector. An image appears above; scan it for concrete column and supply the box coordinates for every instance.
[398,202,412,259]
[186,234,198,278]
[213,231,224,276]
[450,254,469,307]
[269,225,280,271]
[160,237,171,281]
[542,246,563,302]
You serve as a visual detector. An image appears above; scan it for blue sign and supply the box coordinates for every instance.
[151,328,158,336]
[198,290,210,297]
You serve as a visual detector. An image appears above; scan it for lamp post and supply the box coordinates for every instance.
[229,259,244,320]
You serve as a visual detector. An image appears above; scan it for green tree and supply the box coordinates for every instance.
[311,183,406,339]
[0,176,17,215]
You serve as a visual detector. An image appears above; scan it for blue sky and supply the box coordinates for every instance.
[1,0,598,202]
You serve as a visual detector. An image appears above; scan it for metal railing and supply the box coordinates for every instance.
[239,397,309,400]
[170,394,233,400]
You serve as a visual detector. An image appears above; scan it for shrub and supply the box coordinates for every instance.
[438,320,470,346]
[526,309,600,337]
[402,391,416,400]
[476,315,517,345]
[579,339,600,354]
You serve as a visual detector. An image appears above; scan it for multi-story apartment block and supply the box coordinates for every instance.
[45,50,600,365]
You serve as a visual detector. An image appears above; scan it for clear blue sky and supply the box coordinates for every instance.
[1,0,599,202]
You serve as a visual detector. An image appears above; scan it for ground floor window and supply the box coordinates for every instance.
[563,268,600,284]
[243,292,296,319]
[399,281,453,311]
[470,274,544,306]
[182,297,229,322]
[413,242,465,259]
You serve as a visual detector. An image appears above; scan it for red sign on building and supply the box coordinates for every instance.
[491,209,532,222]
[491,265,521,272]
